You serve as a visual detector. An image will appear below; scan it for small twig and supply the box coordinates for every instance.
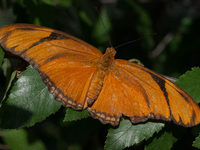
[149,32,174,59]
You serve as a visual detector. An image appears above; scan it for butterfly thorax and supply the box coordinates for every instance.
[86,47,116,107]
[101,47,116,67]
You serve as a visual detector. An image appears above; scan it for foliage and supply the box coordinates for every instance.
[1,0,200,149]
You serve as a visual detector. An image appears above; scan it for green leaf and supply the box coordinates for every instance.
[105,119,164,150]
[0,65,62,129]
[193,133,200,148]
[2,129,46,150]
[92,7,112,46]
[1,58,11,78]
[125,0,154,50]
[76,0,96,25]
[0,46,4,67]
[145,131,176,150]
[79,10,93,26]
[22,0,55,27]
[0,8,15,27]
[42,0,56,6]
[58,0,72,7]
[145,124,185,150]
[1,69,17,104]
[1,58,12,101]
[175,67,200,103]
[64,108,90,122]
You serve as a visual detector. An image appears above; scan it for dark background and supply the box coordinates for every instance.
[0,0,200,149]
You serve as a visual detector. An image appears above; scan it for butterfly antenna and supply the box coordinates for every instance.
[95,7,113,47]
[115,33,156,49]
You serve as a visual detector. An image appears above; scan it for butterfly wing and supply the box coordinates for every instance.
[88,59,200,127]
[0,24,102,110]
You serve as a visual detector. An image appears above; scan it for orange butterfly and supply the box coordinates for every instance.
[0,24,200,127]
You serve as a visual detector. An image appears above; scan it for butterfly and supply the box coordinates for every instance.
[0,24,200,127]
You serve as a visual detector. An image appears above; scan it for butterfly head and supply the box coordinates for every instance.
[105,47,116,57]
[100,47,116,67]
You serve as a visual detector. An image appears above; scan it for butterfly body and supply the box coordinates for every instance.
[0,24,200,127]
[87,47,116,106]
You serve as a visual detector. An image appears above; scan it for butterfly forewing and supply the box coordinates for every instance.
[0,24,102,110]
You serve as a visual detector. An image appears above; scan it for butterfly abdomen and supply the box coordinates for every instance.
[86,68,107,106]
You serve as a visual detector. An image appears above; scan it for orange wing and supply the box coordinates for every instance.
[88,59,200,127]
[1,24,200,127]
[0,24,102,110]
